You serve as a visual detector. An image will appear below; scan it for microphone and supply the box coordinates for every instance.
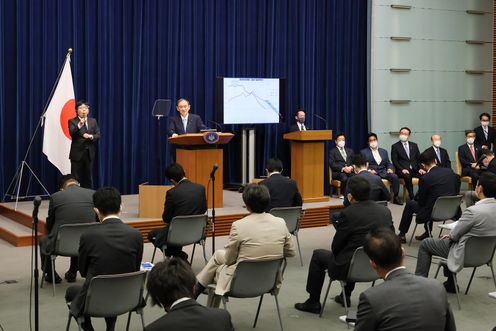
[313,114,327,128]
[206,119,222,132]
[32,196,42,220]
[210,163,219,179]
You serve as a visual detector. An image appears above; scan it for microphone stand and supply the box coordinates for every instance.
[32,196,42,331]
[211,171,216,254]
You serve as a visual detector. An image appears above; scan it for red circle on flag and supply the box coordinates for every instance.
[60,99,75,140]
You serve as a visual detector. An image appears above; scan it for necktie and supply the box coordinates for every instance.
[470,145,476,161]
[340,147,347,160]
[484,127,488,140]
[403,143,410,158]
[182,118,188,132]
[435,148,441,163]
[301,124,306,131]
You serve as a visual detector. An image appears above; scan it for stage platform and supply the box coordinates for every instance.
[0,190,345,247]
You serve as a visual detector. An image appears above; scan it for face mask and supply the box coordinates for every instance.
[466,138,475,145]
[433,140,441,148]
[369,141,378,149]
[399,135,408,142]
[337,140,345,148]
[298,117,305,124]
[481,121,490,127]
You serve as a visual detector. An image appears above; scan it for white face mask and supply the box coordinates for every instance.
[369,141,378,149]
[433,140,441,148]
[337,140,346,148]
[399,135,408,142]
[466,138,475,145]
[481,121,490,127]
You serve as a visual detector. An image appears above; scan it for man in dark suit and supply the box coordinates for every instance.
[259,158,302,211]
[147,163,207,258]
[294,176,394,313]
[65,187,143,331]
[458,130,482,186]
[40,174,96,284]
[355,227,456,331]
[146,258,233,331]
[168,98,206,136]
[360,133,401,204]
[69,100,100,189]
[329,133,354,196]
[398,150,459,243]
[343,154,390,207]
[474,112,496,151]
[464,150,496,207]
[427,134,451,168]
[289,109,309,132]
[391,127,424,200]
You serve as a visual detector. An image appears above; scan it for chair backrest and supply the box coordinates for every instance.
[269,207,302,233]
[430,195,463,221]
[455,152,462,176]
[463,236,496,268]
[54,223,99,256]
[166,214,208,247]
[347,247,379,283]
[84,270,146,317]
[227,258,283,298]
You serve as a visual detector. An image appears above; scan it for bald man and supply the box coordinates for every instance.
[425,135,451,169]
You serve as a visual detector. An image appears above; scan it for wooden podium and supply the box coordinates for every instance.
[168,133,234,208]
[283,130,333,202]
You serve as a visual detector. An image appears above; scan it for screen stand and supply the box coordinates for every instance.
[241,128,256,184]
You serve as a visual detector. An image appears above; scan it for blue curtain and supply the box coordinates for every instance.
[0,0,368,197]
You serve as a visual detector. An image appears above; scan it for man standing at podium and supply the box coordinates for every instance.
[289,109,309,132]
[168,98,206,137]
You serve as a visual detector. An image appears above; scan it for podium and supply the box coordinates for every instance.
[138,184,172,218]
[168,133,234,208]
[283,130,333,202]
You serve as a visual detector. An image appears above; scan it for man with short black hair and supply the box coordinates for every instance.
[398,150,459,243]
[294,176,393,313]
[474,112,496,151]
[40,174,96,284]
[329,133,354,196]
[355,227,456,331]
[289,109,309,132]
[145,258,233,331]
[416,172,496,293]
[259,158,302,211]
[147,163,207,258]
[458,130,482,186]
[65,187,143,331]
[196,184,295,302]
[465,150,496,207]
[168,98,207,137]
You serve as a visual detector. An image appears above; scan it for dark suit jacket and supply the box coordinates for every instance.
[331,201,393,273]
[168,114,206,136]
[329,147,354,173]
[415,166,458,222]
[289,123,310,132]
[72,218,143,316]
[44,184,96,251]
[474,125,496,150]
[426,146,451,168]
[68,117,100,161]
[162,179,207,224]
[355,268,456,331]
[343,171,390,207]
[391,140,420,173]
[259,173,303,211]
[360,147,393,174]
[145,299,233,331]
[458,143,482,169]
[486,157,496,175]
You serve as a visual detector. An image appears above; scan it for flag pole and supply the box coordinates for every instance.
[2,49,73,206]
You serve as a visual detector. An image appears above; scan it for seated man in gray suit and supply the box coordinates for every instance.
[146,258,233,331]
[415,172,496,293]
[355,227,456,331]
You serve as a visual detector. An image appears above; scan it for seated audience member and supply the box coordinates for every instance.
[360,133,401,205]
[289,108,309,132]
[343,154,390,207]
[65,187,143,331]
[40,174,96,284]
[474,112,496,151]
[415,172,496,293]
[294,176,393,313]
[465,150,496,207]
[427,134,451,168]
[355,227,456,331]
[398,150,459,243]
[195,184,295,304]
[391,127,423,200]
[458,130,482,187]
[145,258,233,331]
[148,163,207,259]
[259,158,302,211]
[329,133,354,196]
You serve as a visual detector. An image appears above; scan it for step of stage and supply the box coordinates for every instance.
[0,215,42,247]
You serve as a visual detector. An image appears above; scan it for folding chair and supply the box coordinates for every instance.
[270,207,304,266]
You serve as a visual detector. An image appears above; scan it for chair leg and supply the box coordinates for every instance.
[453,273,461,310]
[340,281,349,314]
[151,246,157,264]
[253,294,264,328]
[434,263,442,278]
[201,240,208,264]
[319,279,332,318]
[139,309,146,330]
[408,223,418,246]
[438,221,446,238]
[51,256,56,296]
[190,243,196,265]
[465,267,477,295]
[65,313,72,331]
[371,280,376,287]
[76,317,84,331]
[222,297,227,309]
[490,262,496,289]
[40,257,47,289]
[274,294,284,331]
[427,224,432,238]
[295,233,303,266]
[126,311,132,331]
